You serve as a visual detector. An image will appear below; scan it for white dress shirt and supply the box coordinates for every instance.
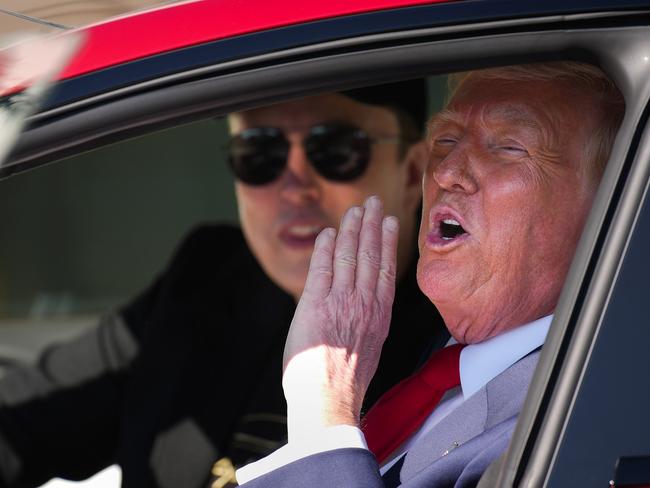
[237,315,552,484]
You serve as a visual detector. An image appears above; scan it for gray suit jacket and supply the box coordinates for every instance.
[239,350,539,487]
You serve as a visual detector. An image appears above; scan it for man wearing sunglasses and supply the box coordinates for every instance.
[226,83,431,319]
[0,81,448,488]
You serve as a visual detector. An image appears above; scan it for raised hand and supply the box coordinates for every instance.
[281,196,399,442]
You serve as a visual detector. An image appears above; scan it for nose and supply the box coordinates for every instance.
[430,144,478,194]
[279,138,320,204]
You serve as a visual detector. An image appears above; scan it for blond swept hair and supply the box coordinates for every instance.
[447,62,625,181]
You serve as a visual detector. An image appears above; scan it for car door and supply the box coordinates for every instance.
[3,2,650,487]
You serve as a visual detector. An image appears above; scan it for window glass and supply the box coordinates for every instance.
[0,117,236,355]
[0,78,446,360]
[0,65,627,487]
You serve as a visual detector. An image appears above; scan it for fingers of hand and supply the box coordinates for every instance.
[332,197,398,296]
[332,205,364,290]
[377,215,399,302]
[355,196,384,293]
[303,227,337,297]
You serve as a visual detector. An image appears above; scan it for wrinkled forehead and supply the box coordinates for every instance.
[428,102,548,134]
[431,77,584,133]
[228,93,394,135]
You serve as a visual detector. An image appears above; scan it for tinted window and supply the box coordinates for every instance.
[0,118,236,358]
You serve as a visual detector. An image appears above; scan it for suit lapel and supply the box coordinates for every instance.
[399,350,540,484]
[400,387,488,480]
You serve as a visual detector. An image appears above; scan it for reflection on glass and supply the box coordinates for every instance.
[0,32,83,167]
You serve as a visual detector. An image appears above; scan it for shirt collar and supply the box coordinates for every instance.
[454,315,552,399]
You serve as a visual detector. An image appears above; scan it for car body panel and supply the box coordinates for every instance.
[54,0,650,81]
[59,0,455,80]
[8,0,643,110]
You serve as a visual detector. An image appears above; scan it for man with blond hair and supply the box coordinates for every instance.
[236,62,625,487]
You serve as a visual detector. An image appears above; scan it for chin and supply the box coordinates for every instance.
[416,259,460,304]
[275,270,308,300]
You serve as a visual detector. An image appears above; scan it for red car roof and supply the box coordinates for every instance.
[61,0,454,80]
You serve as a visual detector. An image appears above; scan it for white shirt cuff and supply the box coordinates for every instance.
[236,425,368,485]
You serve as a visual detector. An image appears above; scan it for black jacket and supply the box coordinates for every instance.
[0,225,447,488]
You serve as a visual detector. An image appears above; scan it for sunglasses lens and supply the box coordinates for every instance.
[306,124,371,181]
[228,128,288,185]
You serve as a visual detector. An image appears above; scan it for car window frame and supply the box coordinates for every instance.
[6,15,647,174]
[4,13,650,486]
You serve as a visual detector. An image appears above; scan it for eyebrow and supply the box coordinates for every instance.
[427,109,463,136]
[486,105,545,133]
[427,105,546,138]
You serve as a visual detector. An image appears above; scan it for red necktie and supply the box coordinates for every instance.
[362,344,465,464]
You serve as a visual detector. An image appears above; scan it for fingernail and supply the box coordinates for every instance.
[319,227,336,240]
[352,206,364,218]
[366,195,380,208]
[385,216,399,231]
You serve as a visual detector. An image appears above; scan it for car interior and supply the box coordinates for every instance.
[0,76,448,365]
[0,75,445,487]
[2,7,650,485]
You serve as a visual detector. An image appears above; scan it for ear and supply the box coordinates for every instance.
[400,139,428,212]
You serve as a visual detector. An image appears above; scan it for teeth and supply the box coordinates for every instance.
[439,216,466,241]
[288,225,321,237]
[442,218,461,226]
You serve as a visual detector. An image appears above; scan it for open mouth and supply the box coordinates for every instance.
[280,222,325,248]
[440,218,467,241]
[425,212,470,249]
[286,224,323,239]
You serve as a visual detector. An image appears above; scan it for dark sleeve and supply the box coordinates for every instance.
[0,225,227,488]
[239,449,385,488]
[0,312,138,487]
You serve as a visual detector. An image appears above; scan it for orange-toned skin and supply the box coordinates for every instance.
[418,78,600,344]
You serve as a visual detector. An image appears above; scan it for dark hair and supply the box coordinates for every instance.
[391,106,422,157]
[343,78,428,158]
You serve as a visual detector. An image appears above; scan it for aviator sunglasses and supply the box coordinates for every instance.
[228,122,401,186]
